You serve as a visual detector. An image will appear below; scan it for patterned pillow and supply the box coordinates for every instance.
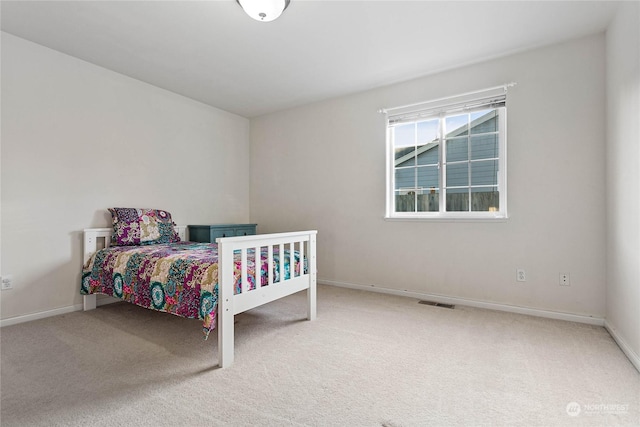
[108,208,180,246]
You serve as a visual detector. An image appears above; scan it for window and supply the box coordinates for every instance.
[384,86,509,219]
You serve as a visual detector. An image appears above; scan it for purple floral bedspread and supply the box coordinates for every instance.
[81,242,301,338]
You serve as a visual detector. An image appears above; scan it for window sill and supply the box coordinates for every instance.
[384,214,508,223]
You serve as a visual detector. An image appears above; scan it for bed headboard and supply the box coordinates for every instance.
[83,226,187,264]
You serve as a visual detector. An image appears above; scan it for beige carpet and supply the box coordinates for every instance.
[1,284,638,426]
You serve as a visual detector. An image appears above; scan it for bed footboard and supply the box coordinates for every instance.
[217,230,317,368]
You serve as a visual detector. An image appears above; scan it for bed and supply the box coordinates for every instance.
[81,212,317,369]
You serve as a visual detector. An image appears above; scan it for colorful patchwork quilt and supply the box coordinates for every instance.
[81,242,301,338]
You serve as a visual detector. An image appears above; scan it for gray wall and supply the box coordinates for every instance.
[605,2,640,366]
[250,34,607,318]
[1,33,250,320]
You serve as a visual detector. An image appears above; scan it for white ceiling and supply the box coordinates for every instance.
[1,1,619,118]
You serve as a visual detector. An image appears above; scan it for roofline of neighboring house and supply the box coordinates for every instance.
[394,109,498,167]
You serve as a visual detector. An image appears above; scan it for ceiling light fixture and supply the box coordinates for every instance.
[236,0,290,22]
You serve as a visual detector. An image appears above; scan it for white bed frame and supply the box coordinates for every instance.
[83,226,317,368]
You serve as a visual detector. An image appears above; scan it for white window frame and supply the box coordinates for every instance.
[384,85,510,220]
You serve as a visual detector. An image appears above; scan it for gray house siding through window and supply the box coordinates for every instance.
[395,112,499,195]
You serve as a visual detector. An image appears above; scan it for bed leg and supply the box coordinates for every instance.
[307,233,317,321]
[218,296,234,368]
[83,294,97,311]
[218,242,235,368]
[307,283,316,321]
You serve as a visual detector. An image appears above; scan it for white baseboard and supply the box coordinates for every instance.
[0,283,612,338]
[0,304,83,327]
[320,279,606,326]
[604,321,640,372]
[0,295,120,328]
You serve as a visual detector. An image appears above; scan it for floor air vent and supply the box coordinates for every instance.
[418,300,455,309]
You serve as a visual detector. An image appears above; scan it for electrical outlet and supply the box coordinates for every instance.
[516,269,526,282]
[1,275,13,290]
[559,273,570,286]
